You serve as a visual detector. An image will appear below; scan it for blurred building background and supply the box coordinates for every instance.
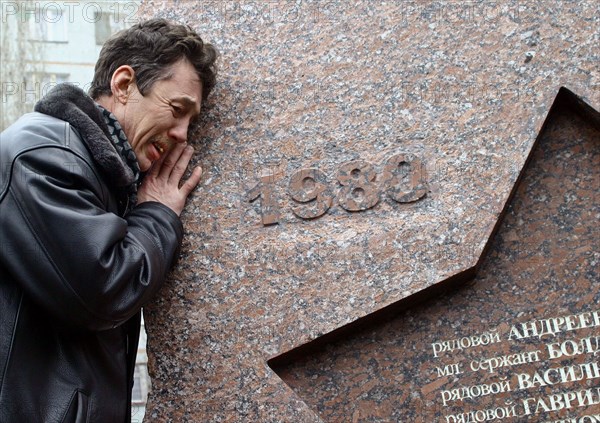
[132,316,151,422]
[1,0,140,130]
[1,1,149,420]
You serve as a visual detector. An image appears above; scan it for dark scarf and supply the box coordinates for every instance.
[96,104,141,206]
[34,84,139,214]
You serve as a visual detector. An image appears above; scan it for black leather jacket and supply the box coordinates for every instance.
[0,85,183,422]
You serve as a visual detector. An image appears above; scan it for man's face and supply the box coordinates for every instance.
[122,59,202,171]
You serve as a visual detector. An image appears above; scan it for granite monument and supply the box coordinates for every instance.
[138,1,599,421]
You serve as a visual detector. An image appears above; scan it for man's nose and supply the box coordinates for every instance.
[168,120,189,143]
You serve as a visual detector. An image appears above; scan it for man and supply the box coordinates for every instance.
[0,19,217,422]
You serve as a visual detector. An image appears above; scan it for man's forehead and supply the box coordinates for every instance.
[162,62,203,113]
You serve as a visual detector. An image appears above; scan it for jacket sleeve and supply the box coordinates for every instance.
[0,145,183,331]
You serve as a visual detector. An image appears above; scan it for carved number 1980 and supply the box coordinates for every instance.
[247,153,428,225]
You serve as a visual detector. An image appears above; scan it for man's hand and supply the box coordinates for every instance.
[137,143,202,216]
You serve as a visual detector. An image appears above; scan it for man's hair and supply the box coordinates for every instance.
[89,19,217,101]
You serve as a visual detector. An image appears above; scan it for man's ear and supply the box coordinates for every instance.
[110,65,137,104]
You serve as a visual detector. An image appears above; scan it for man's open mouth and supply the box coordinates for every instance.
[153,142,165,154]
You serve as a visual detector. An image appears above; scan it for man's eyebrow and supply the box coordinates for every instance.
[175,96,201,117]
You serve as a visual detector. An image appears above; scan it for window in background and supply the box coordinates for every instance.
[95,12,131,45]
[27,7,68,42]
[22,73,69,107]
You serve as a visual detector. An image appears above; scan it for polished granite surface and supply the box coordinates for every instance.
[138,1,599,420]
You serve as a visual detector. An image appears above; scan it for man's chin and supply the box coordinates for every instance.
[139,158,152,172]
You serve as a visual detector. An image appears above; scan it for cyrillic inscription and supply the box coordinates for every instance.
[429,309,600,422]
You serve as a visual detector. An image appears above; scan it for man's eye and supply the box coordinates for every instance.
[171,105,183,115]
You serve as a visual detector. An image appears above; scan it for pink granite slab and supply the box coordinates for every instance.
[273,90,600,422]
[138,1,599,421]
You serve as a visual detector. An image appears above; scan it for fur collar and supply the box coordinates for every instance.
[34,84,135,188]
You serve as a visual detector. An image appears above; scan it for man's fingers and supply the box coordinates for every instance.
[179,166,203,197]
[158,142,187,180]
[169,145,194,184]
[147,146,168,177]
